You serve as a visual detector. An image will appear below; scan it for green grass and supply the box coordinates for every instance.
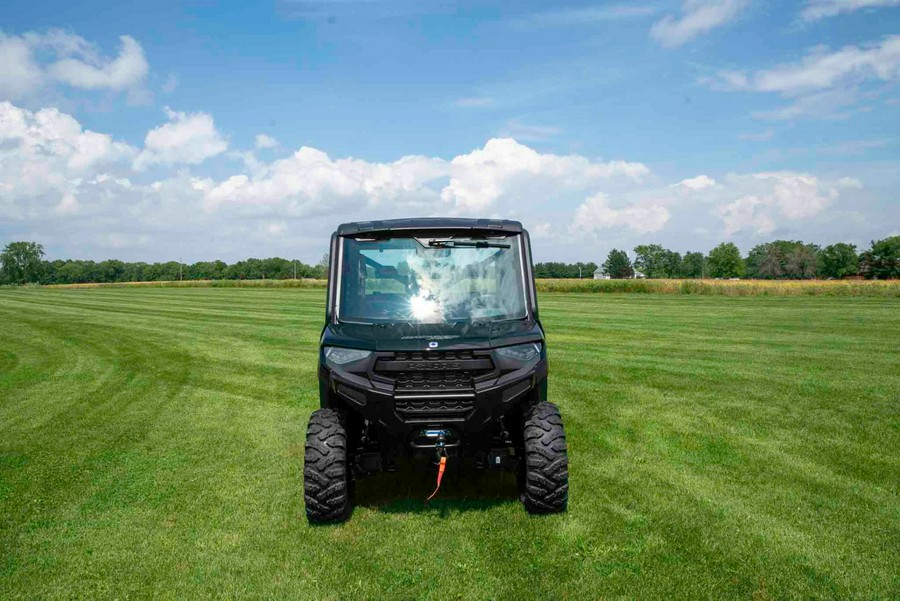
[1,288,897,599]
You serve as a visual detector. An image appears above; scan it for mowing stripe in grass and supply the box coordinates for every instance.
[1,288,897,599]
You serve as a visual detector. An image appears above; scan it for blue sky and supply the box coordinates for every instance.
[1,0,898,263]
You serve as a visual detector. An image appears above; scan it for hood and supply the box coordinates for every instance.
[322,319,543,352]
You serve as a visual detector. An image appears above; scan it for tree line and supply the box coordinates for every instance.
[533,262,599,279]
[0,243,329,285]
[600,237,899,280]
[2,236,898,285]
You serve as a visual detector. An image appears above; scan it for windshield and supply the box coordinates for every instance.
[338,234,527,324]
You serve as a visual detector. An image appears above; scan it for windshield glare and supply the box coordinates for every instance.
[338,235,527,324]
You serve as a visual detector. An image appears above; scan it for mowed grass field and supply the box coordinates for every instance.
[1,288,898,599]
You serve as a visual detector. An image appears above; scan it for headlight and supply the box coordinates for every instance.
[324,347,372,365]
[495,342,541,361]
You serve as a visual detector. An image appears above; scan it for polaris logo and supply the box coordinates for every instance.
[428,341,439,349]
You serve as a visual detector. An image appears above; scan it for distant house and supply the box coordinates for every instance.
[594,267,645,279]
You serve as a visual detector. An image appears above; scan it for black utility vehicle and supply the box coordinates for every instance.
[304,218,568,522]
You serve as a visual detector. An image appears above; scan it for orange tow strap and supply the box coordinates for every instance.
[426,456,447,502]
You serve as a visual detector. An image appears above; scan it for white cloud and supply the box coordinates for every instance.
[716,195,775,236]
[0,101,135,197]
[228,150,268,178]
[752,87,866,121]
[47,35,148,92]
[757,172,835,219]
[572,192,671,234]
[0,34,44,99]
[204,138,649,217]
[1,101,883,263]
[0,101,135,219]
[837,176,864,188]
[531,222,552,238]
[1,102,655,247]
[265,221,288,236]
[204,147,447,214]
[440,138,650,212]
[650,0,749,48]
[0,30,148,101]
[134,107,228,170]
[715,172,838,235]
[707,35,900,119]
[55,192,79,215]
[673,175,717,190]
[801,0,900,21]
[750,37,900,96]
[255,134,278,149]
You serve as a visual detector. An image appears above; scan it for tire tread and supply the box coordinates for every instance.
[521,401,569,514]
[303,408,350,523]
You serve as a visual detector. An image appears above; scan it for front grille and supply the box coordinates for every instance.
[393,370,476,391]
[373,350,495,394]
[394,396,475,415]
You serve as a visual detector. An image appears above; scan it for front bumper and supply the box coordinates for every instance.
[321,353,547,438]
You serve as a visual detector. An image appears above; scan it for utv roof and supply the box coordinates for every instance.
[336,218,523,236]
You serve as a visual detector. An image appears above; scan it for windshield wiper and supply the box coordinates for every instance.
[426,239,510,249]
